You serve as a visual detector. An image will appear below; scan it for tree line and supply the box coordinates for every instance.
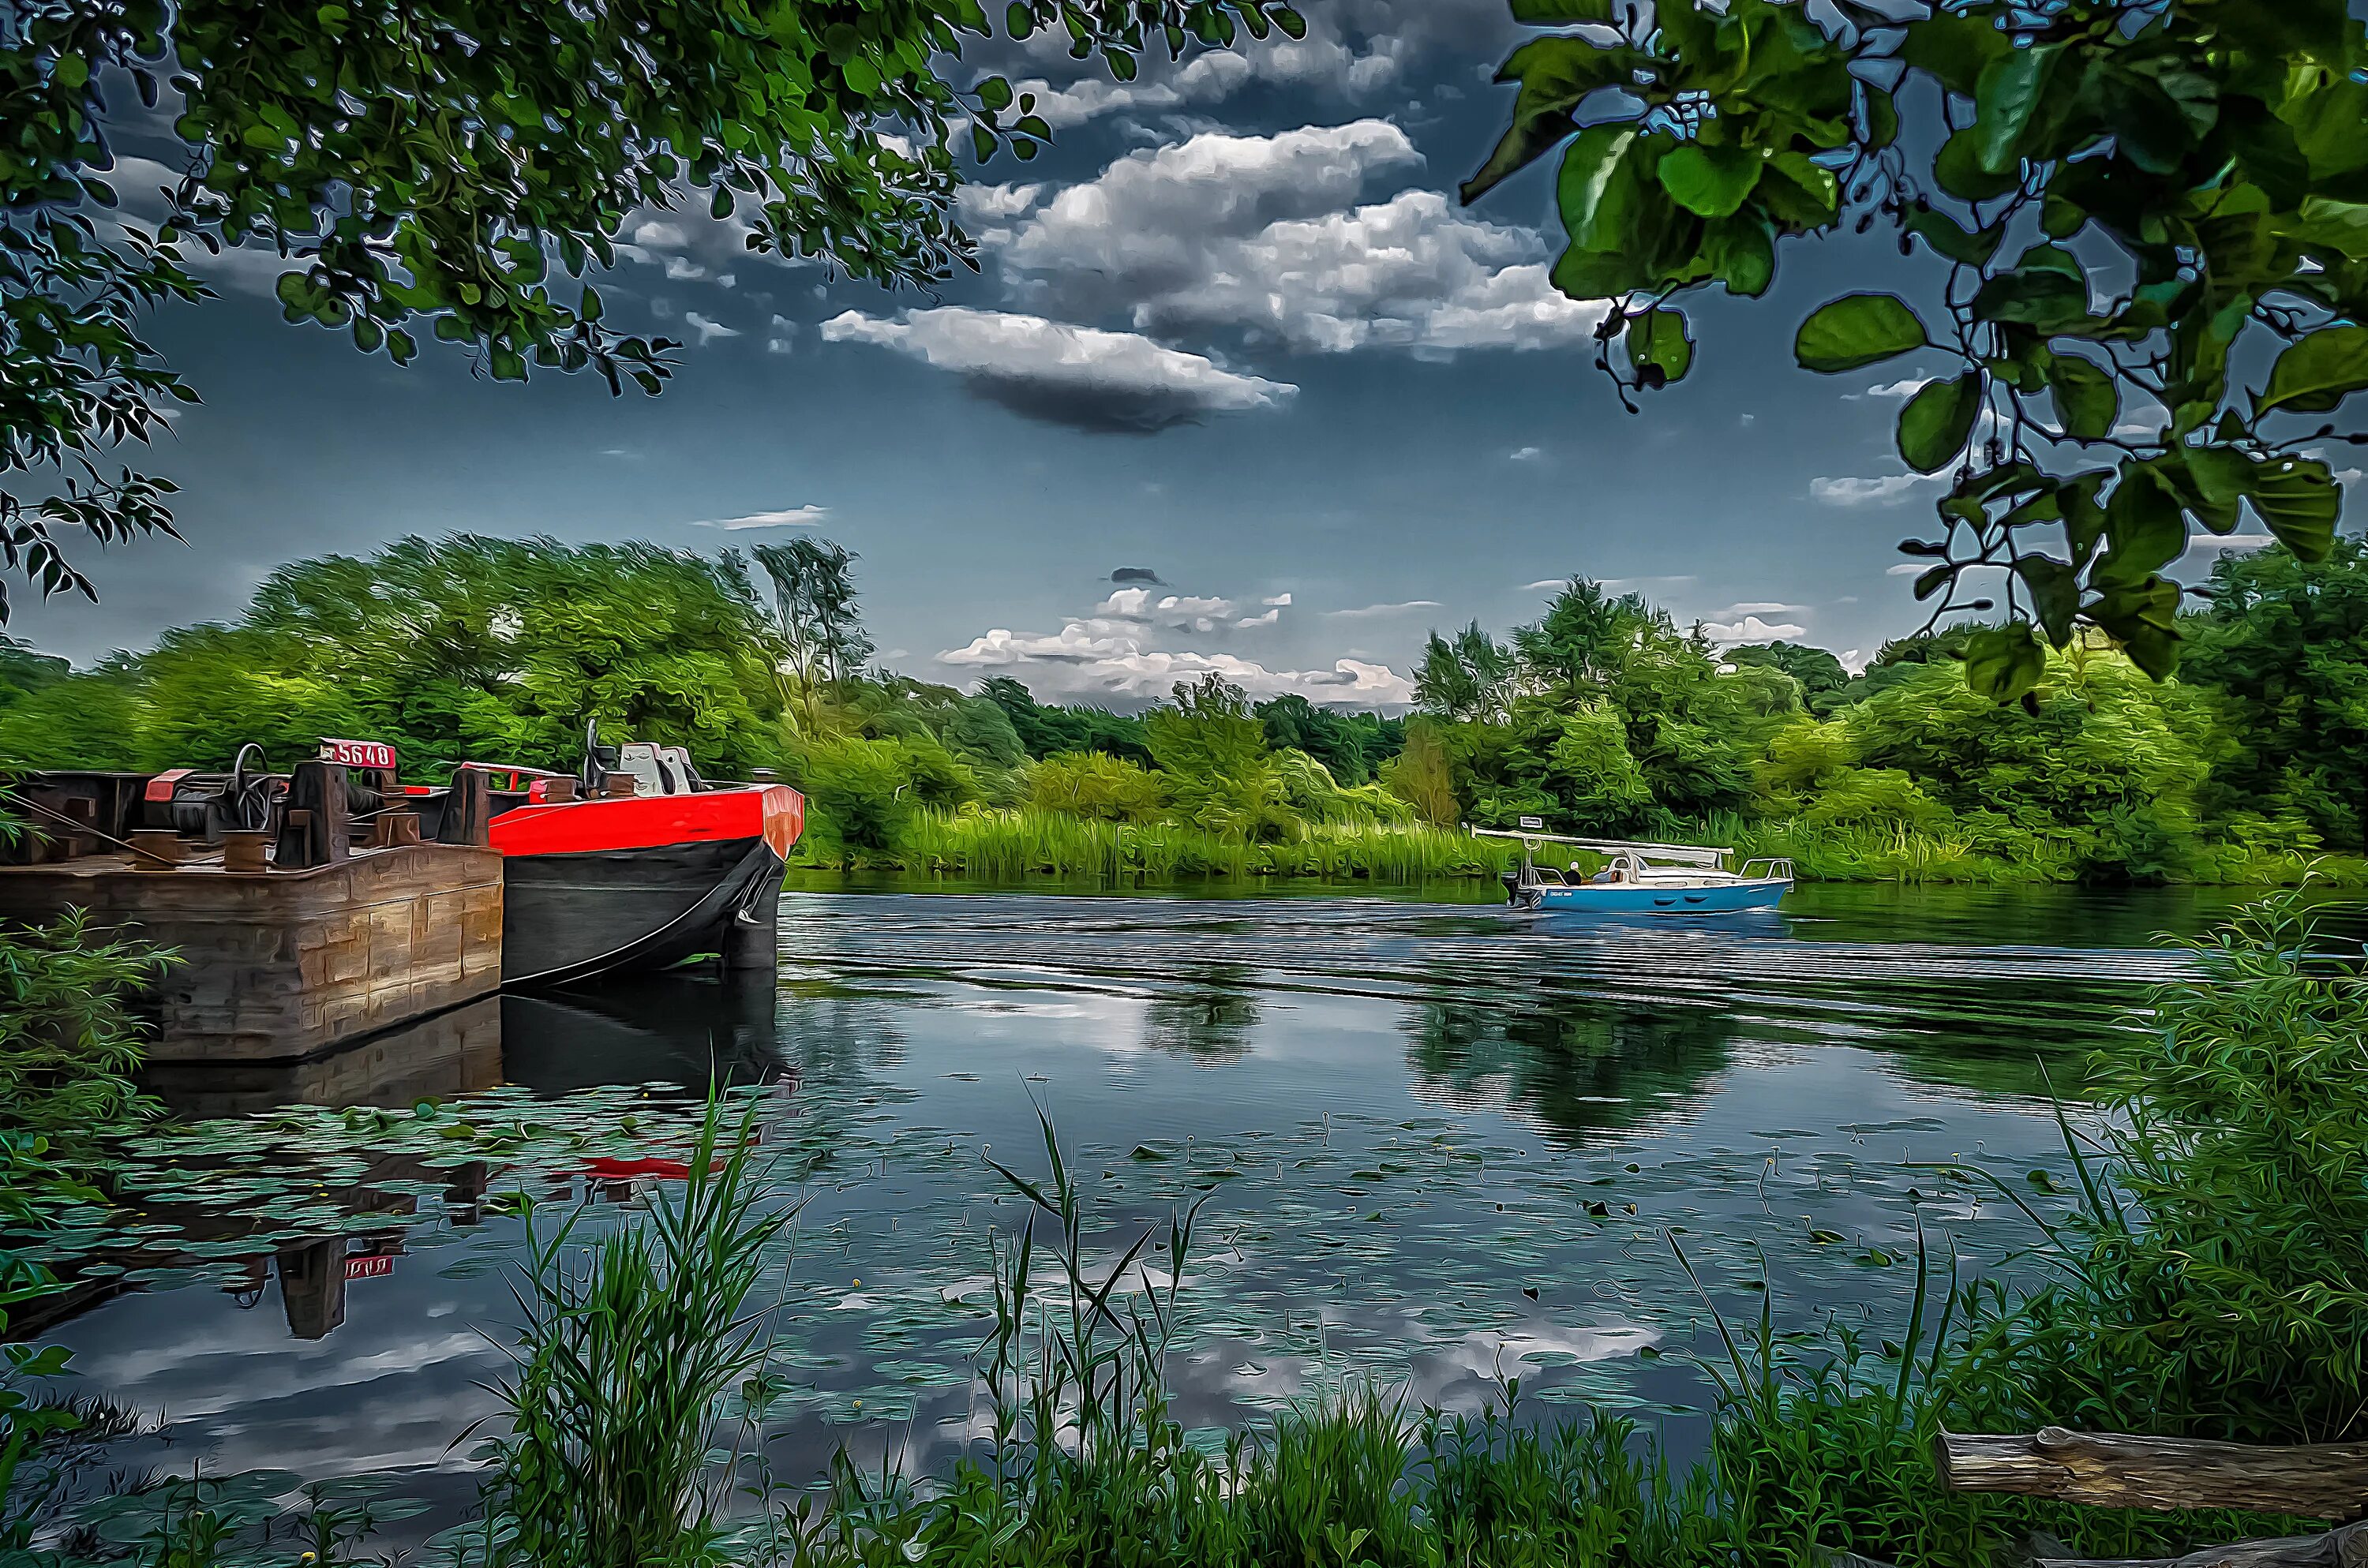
[0,532,2361,885]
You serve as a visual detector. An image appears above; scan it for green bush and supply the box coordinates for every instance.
[1955,891,2368,1446]
[1025,750,1169,823]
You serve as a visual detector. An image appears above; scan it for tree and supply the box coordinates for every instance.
[977,676,1154,764]
[0,0,1304,620]
[1143,675,1291,839]
[1470,0,2365,697]
[2182,538,2368,851]
[1509,579,1654,702]
[1414,621,1519,723]
[0,536,792,776]
[752,538,872,719]
[1254,694,1398,785]
[1728,641,1852,714]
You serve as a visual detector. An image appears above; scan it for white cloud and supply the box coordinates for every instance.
[1716,601,1808,616]
[664,255,707,281]
[1508,446,1544,462]
[697,505,830,530]
[766,314,796,354]
[2187,533,2278,552]
[820,306,1293,432]
[1857,378,1931,401]
[1328,600,1442,617]
[996,122,1606,354]
[1812,473,1939,507]
[939,634,1414,705]
[1521,578,1568,591]
[972,0,1509,133]
[1094,587,1244,631]
[1700,614,1808,644]
[683,311,739,344]
[933,579,1411,705]
[1885,562,1928,576]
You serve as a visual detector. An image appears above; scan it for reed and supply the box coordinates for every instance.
[871,808,1516,885]
[481,1096,792,1568]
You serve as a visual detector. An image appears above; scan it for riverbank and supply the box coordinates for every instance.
[792,806,2368,889]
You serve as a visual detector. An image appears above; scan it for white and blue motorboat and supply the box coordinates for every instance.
[1477,828,1793,915]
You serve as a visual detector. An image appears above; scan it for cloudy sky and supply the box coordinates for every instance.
[20,0,2335,704]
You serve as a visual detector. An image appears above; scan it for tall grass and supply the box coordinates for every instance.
[479,1097,793,1568]
[854,807,1517,885]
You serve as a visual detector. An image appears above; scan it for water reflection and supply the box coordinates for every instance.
[1143,966,1261,1063]
[1405,995,1735,1144]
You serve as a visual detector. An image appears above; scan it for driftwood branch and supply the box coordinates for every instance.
[1936,1428,2368,1520]
[2033,1517,2368,1568]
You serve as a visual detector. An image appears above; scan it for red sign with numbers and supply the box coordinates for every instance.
[320,739,397,770]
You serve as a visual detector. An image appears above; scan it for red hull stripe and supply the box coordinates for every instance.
[489,784,805,859]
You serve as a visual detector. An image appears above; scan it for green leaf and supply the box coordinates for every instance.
[1897,373,1981,473]
[1657,143,1761,218]
[1758,152,1838,228]
[1555,125,1642,253]
[2015,556,2081,646]
[1972,267,2089,333]
[2100,465,2186,579]
[2245,456,2340,560]
[1899,9,2007,97]
[1904,209,2001,268]
[2046,355,2116,440]
[1463,39,1631,203]
[1705,215,1774,297]
[2259,326,2368,416]
[1794,294,1927,373]
[1963,623,2047,702]
[1935,129,2018,202]
[1511,0,1616,17]
[1974,43,2060,174]
[1627,307,1694,385]
[976,75,1014,112]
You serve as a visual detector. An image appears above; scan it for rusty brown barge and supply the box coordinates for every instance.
[0,735,805,1065]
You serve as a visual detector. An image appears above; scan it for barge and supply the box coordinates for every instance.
[0,732,804,1061]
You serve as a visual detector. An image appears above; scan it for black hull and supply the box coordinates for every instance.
[500,835,785,989]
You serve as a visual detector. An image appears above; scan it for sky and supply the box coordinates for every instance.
[18,0,2344,705]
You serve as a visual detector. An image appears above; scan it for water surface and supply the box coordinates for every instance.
[33,884,2233,1511]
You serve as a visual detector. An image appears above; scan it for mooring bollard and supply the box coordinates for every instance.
[221,829,271,874]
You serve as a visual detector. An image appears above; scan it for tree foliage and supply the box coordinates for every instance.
[0,0,1302,618]
[0,535,790,777]
[2183,535,2368,851]
[1471,0,2366,695]
[753,538,874,720]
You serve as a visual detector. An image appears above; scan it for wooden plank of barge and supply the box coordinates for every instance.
[0,842,503,1062]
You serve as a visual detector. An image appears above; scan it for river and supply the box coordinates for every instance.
[24,881,2266,1520]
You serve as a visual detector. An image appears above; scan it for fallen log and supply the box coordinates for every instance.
[2033,1517,2368,1568]
[1935,1428,2368,1520]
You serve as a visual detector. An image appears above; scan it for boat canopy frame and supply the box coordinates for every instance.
[1469,827,1733,870]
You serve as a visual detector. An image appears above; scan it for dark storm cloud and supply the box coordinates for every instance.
[1111,567,1164,585]
[819,306,1293,435]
